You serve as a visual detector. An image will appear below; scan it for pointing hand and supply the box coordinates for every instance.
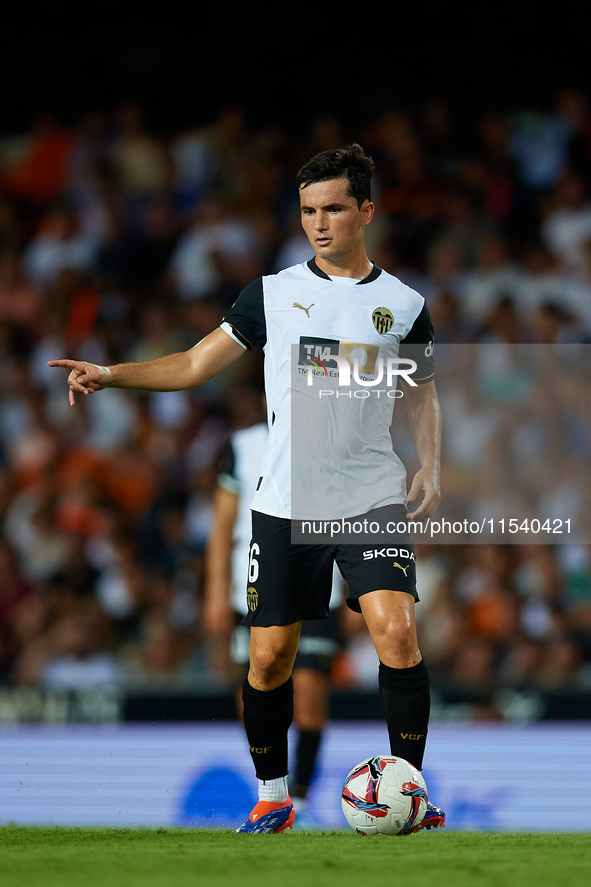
[47,359,113,406]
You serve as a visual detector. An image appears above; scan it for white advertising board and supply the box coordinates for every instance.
[0,722,589,831]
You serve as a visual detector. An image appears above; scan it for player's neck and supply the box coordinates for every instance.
[314,248,373,281]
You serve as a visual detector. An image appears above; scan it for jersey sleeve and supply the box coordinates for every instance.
[220,278,266,350]
[398,300,435,384]
[216,437,241,495]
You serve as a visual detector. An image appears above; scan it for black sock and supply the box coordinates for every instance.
[242,677,294,780]
[378,659,430,770]
[293,729,322,799]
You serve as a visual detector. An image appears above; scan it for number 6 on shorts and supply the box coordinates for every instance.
[248,542,260,583]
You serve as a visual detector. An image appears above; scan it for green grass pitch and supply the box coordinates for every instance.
[1,828,590,887]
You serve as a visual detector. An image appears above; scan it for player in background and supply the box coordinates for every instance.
[48,144,444,835]
[203,415,345,828]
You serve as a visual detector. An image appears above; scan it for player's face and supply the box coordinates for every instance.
[299,177,374,265]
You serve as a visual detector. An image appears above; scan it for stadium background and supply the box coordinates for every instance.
[1,8,591,830]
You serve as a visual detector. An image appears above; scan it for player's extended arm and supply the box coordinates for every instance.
[47,327,245,406]
[399,379,442,520]
[203,486,240,636]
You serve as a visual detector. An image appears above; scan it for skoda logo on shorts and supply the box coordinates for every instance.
[372,307,394,335]
[247,587,259,611]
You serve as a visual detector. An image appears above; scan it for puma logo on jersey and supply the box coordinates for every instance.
[293,302,314,317]
[393,562,410,576]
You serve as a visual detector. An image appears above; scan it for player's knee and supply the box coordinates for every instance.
[250,647,294,689]
[294,710,326,732]
[372,620,418,665]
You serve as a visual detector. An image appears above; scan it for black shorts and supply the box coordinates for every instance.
[295,611,343,676]
[232,610,342,677]
[242,507,418,627]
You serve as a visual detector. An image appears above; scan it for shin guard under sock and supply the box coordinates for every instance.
[378,659,430,770]
[242,676,294,780]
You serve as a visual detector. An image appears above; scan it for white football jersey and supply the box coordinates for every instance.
[217,422,268,613]
[217,421,344,614]
[220,259,434,521]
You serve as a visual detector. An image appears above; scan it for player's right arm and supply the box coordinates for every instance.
[48,327,246,406]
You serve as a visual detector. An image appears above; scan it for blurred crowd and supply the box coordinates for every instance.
[1,92,591,706]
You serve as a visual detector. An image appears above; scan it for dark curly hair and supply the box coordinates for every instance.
[296,144,375,208]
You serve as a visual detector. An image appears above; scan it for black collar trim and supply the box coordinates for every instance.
[306,258,382,285]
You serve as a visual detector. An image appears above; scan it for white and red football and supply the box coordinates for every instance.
[341,755,428,836]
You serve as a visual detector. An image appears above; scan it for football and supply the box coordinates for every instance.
[341,755,428,835]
